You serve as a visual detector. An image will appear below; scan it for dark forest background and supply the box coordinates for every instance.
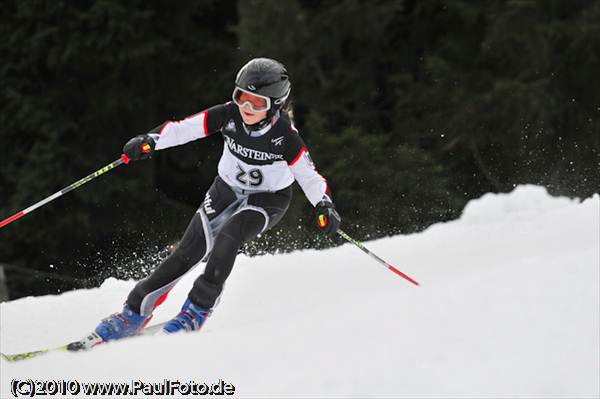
[1,0,598,300]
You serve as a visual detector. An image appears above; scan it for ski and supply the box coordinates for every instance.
[0,322,167,362]
[0,345,68,362]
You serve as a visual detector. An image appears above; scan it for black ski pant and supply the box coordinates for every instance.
[127,176,292,315]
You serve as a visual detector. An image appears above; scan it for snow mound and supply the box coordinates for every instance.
[1,185,598,398]
[461,185,576,223]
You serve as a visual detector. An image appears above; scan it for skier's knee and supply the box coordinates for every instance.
[222,209,265,243]
[172,212,208,265]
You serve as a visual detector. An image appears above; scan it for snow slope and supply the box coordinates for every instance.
[1,185,598,398]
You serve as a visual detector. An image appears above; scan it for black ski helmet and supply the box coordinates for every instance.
[234,57,291,117]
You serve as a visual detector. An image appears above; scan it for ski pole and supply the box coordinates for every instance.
[336,229,420,286]
[0,155,130,229]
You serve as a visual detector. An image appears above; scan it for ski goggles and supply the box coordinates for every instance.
[232,87,271,112]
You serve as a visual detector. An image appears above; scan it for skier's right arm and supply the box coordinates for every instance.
[122,103,232,161]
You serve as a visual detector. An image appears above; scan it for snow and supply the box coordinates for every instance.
[1,185,598,398]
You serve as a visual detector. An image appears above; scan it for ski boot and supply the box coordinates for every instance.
[95,304,152,342]
[163,298,211,334]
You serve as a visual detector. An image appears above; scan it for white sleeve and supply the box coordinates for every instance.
[288,148,330,207]
[154,111,208,151]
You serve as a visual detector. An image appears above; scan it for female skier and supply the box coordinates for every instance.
[92,58,341,342]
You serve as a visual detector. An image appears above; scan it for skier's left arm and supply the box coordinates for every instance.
[285,129,341,236]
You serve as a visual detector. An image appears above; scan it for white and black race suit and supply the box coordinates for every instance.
[127,102,333,314]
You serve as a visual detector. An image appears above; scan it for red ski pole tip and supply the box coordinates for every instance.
[388,264,420,286]
[0,211,25,229]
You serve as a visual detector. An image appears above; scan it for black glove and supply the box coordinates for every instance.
[315,200,341,237]
[122,134,156,162]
